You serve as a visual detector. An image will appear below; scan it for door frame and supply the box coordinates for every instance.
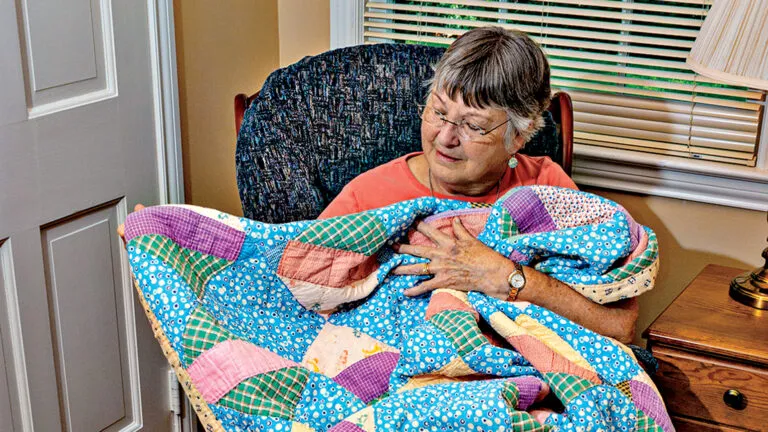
[150,0,184,206]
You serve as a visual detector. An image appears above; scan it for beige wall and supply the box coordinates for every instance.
[175,0,280,216]
[584,188,767,343]
[278,0,330,67]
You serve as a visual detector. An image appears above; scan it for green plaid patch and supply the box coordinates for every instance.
[296,213,387,256]
[133,234,231,298]
[635,411,663,432]
[430,310,485,357]
[508,411,552,432]
[544,372,595,405]
[501,381,519,408]
[218,367,309,419]
[607,231,658,281]
[499,208,519,239]
[616,380,633,401]
[183,307,235,362]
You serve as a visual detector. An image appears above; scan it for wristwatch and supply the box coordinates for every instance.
[506,262,526,301]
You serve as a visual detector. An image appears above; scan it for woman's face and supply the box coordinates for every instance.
[421,91,522,192]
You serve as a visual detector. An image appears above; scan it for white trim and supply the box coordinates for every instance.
[330,0,364,49]
[148,0,184,206]
[573,145,768,211]
[25,0,118,119]
[116,200,144,432]
[1,242,34,432]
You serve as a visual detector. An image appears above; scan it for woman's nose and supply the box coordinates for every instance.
[435,122,461,147]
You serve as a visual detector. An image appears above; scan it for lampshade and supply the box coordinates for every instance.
[687,0,768,91]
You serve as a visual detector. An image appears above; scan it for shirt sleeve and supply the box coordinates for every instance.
[318,185,361,219]
[539,158,578,190]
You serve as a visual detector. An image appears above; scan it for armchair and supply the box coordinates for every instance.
[235,43,573,223]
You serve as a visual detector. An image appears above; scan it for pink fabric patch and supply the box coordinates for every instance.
[506,335,602,384]
[277,241,379,288]
[618,228,649,266]
[531,186,617,230]
[425,292,479,321]
[187,340,298,404]
[409,212,488,246]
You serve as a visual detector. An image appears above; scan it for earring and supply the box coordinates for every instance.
[508,154,518,169]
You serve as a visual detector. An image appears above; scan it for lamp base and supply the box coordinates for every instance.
[729,247,768,310]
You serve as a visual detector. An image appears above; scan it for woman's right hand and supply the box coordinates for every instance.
[117,204,146,246]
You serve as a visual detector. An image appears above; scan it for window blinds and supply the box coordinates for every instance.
[363,0,765,166]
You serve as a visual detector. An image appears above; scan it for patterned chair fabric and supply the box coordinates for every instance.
[236,43,561,223]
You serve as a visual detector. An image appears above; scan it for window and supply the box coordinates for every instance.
[330,0,768,210]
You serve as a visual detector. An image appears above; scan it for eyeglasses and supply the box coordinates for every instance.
[417,104,511,142]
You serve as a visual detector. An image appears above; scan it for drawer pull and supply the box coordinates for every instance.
[723,389,746,410]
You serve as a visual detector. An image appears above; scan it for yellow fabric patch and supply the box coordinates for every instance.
[344,406,375,431]
[291,421,316,432]
[489,311,527,339]
[301,322,398,377]
[437,355,476,377]
[513,315,597,374]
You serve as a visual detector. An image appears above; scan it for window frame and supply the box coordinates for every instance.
[330,0,768,211]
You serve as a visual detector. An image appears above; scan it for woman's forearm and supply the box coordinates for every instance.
[510,265,639,344]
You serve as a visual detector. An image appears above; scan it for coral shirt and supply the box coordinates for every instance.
[320,152,577,218]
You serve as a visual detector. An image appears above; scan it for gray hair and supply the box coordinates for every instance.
[427,27,551,151]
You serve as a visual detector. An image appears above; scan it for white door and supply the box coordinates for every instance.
[0,0,173,430]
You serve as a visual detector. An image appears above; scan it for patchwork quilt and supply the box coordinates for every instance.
[124,186,670,431]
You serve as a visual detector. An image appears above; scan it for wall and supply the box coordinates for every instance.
[174,0,280,216]
[278,0,330,67]
[583,188,766,343]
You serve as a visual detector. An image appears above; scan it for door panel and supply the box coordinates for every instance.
[0,0,171,430]
[20,0,117,117]
[41,205,136,431]
[25,0,98,91]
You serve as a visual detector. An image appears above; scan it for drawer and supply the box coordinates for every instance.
[653,346,768,431]
[671,415,745,432]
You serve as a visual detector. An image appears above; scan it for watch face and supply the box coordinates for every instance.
[510,273,525,289]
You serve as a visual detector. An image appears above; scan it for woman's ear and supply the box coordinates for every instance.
[510,121,533,152]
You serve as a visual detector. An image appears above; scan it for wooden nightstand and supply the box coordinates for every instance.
[645,264,768,431]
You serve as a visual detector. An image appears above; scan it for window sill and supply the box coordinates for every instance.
[572,144,768,212]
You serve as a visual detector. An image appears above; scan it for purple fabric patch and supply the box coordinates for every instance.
[509,250,528,263]
[125,206,245,261]
[332,352,399,403]
[619,208,644,252]
[328,421,367,432]
[630,380,674,432]
[423,207,490,223]
[501,189,556,234]
[508,376,545,411]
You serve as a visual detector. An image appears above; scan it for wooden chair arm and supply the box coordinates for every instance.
[547,91,574,176]
[234,92,259,134]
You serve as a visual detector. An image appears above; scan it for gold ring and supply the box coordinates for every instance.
[422,263,430,275]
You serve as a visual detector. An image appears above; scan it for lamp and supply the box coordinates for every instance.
[687,0,768,90]
[687,0,768,309]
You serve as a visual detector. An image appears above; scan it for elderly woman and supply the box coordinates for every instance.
[320,27,639,343]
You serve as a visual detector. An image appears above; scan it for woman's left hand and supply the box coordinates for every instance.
[392,217,515,299]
